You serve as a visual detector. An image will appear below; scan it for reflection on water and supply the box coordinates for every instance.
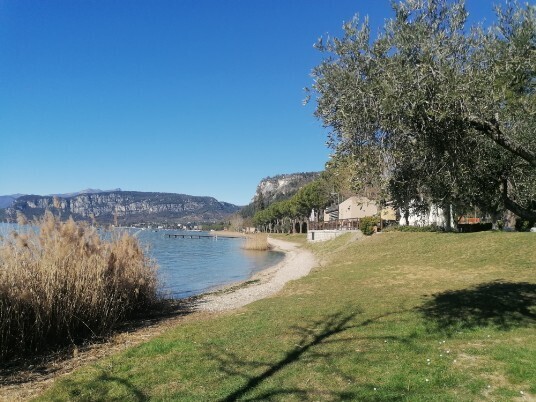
[0,224,284,299]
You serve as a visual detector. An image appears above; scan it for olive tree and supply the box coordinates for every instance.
[308,0,535,226]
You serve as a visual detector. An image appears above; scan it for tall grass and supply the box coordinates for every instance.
[242,233,270,251]
[0,212,159,359]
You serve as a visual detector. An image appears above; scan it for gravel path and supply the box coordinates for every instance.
[195,237,316,312]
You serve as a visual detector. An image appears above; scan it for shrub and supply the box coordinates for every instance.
[242,233,270,251]
[360,216,380,236]
[0,212,159,359]
[383,224,444,232]
[515,218,536,232]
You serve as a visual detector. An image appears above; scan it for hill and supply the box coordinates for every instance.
[5,191,240,226]
[255,172,320,204]
[240,172,320,218]
[0,189,120,209]
[0,194,25,209]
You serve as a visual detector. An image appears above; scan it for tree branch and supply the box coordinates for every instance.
[467,115,536,168]
[501,178,536,221]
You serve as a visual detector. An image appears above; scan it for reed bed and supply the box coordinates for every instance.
[242,233,270,251]
[0,212,159,359]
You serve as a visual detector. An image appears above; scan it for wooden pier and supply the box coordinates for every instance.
[166,234,238,239]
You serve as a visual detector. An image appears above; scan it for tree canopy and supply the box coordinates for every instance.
[253,180,330,232]
[308,0,535,226]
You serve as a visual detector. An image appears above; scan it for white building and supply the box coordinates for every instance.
[399,204,452,227]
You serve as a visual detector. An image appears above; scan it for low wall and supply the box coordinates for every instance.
[307,230,346,243]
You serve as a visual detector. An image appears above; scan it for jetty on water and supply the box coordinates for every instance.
[166,234,240,240]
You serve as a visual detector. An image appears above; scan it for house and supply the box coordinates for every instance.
[309,196,396,241]
[338,196,378,220]
[381,205,397,222]
[319,196,396,223]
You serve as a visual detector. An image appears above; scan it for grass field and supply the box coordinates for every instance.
[36,231,535,401]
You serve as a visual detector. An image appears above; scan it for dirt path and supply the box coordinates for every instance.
[196,237,317,311]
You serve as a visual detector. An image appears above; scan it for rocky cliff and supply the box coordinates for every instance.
[6,191,240,225]
[254,172,320,205]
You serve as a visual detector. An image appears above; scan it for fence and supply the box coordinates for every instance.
[309,218,360,231]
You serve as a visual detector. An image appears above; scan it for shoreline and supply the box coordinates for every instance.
[195,236,316,311]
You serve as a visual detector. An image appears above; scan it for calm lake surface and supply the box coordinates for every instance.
[0,223,284,299]
[135,229,284,298]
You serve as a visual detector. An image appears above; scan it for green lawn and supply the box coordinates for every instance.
[37,232,536,401]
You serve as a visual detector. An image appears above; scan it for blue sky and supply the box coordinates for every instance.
[0,1,499,205]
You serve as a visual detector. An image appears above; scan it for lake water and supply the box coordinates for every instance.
[135,230,284,298]
[0,223,284,299]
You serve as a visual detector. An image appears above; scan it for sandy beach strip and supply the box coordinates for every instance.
[195,237,317,312]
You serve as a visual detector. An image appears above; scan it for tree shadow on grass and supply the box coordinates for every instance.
[418,281,536,335]
[63,371,148,401]
[208,309,406,402]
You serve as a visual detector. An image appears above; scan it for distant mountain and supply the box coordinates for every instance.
[4,191,240,225]
[0,189,121,209]
[47,188,123,198]
[0,194,25,209]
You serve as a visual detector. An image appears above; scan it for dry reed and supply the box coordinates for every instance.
[242,233,270,251]
[0,212,159,359]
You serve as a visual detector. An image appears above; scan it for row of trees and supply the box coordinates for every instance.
[253,181,330,232]
[307,0,535,229]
